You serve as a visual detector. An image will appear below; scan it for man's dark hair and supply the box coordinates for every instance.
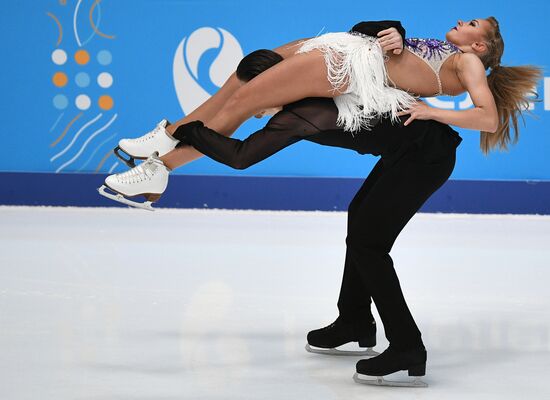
[236,49,284,82]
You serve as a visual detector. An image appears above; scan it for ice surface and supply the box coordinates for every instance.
[1,206,549,399]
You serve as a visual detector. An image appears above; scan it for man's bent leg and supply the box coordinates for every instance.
[347,149,456,351]
[337,159,386,323]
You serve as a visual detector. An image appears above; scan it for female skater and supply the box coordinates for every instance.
[102,16,540,202]
[99,17,542,386]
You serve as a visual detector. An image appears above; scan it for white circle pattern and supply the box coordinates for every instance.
[51,49,67,65]
[97,72,113,88]
[75,94,91,110]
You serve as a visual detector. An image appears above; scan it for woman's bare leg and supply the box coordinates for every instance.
[159,72,242,169]
[165,72,241,135]
[205,49,343,136]
[159,38,314,170]
[165,37,310,135]
[271,37,312,59]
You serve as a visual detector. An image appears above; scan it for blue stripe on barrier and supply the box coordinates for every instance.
[1,172,549,214]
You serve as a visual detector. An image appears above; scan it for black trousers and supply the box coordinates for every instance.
[337,136,457,351]
[175,98,461,351]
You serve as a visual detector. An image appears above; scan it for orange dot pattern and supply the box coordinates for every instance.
[52,48,115,112]
[98,95,114,110]
[52,71,68,87]
[74,49,90,65]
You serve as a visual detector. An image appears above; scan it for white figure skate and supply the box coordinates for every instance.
[98,152,169,211]
[114,119,179,168]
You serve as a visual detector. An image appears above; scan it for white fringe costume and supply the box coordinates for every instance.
[295,32,419,133]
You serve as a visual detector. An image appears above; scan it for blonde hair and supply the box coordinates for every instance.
[477,16,544,155]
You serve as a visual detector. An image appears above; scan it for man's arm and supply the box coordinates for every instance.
[174,108,322,170]
[350,20,406,49]
[272,21,406,60]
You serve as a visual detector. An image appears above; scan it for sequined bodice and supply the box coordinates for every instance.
[404,38,463,96]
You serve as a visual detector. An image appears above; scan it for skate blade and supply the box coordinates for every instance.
[353,372,428,388]
[113,146,146,169]
[305,344,379,357]
[97,185,155,211]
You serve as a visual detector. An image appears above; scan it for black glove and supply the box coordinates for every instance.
[172,120,204,145]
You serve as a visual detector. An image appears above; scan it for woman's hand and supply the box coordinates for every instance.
[377,27,404,55]
[397,100,434,126]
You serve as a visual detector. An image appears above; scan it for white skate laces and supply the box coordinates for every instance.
[131,121,166,144]
[114,154,162,184]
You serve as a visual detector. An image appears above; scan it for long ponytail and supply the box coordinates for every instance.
[478,17,544,155]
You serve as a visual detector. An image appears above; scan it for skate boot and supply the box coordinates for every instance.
[305,316,378,356]
[353,345,428,387]
[98,152,169,211]
[114,119,179,168]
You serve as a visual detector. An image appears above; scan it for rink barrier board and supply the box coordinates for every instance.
[1,172,549,215]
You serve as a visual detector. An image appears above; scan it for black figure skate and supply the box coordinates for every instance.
[353,345,428,387]
[305,317,378,356]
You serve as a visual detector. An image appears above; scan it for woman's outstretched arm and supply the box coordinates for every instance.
[432,53,498,132]
[399,53,498,132]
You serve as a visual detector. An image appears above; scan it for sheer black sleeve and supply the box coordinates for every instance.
[178,101,332,169]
